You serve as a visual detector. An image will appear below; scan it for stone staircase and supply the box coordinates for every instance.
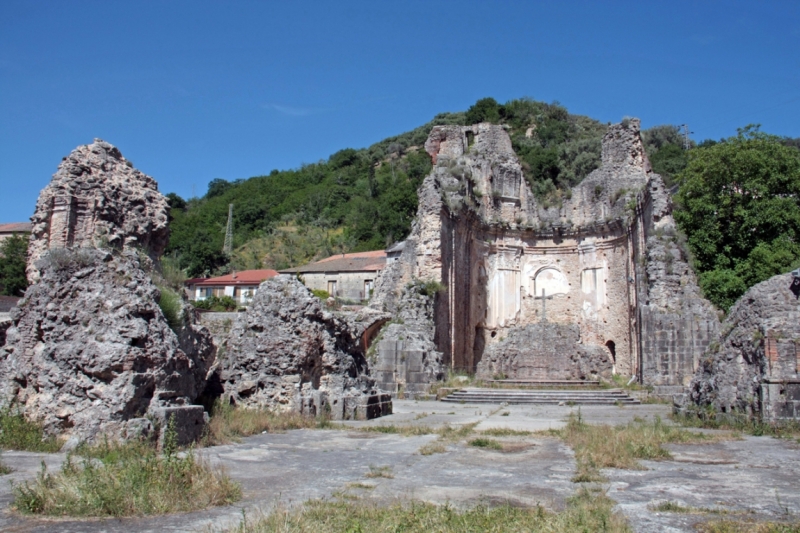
[440,387,641,405]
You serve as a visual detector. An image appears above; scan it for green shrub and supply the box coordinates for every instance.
[192,295,238,312]
[311,289,330,300]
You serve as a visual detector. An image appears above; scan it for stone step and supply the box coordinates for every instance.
[440,387,640,405]
[484,379,601,388]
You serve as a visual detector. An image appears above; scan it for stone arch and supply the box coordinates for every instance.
[532,266,569,297]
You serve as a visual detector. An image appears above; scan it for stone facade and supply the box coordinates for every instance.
[371,120,719,395]
[219,276,392,420]
[677,273,800,421]
[27,139,170,283]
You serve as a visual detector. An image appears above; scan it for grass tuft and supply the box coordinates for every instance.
[468,438,503,450]
[12,435,240,517]
[0,407,62,452]
[224,487,630,532]
[365,465,393,479]
[418,442,447,455]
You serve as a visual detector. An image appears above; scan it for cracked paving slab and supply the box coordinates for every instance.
[1,400,798,532]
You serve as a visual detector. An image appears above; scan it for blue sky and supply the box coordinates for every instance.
[1,1,798,222]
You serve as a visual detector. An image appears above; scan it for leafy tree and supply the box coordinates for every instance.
[641,125,691,186]
[0,234,29,296]
[675,125,800,311]
[206,178,231,199]
[165,192,187,211]
[465,97,503,125]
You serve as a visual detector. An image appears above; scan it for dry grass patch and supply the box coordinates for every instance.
[355,424,435,436]
[365,465,393,479]
[479,428,532,437]
[203,400,326,445]
[648,501,731,514]
[12,431,240,517]
[419,441,448,455]
[0,457,11,475]
[698,520,800,533]
[552,412,720,483]
[225,487,630,533]
[673,411,800,439]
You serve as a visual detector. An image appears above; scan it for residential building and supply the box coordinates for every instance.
[0,222,32,244]
[185,269,279,304]
[280,250,386,301]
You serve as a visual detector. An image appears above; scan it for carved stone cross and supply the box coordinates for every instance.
[534,288,553,322]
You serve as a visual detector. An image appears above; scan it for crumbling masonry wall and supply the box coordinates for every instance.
[371,120,719,395]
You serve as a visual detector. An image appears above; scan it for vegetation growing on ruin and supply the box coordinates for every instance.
[225,487,630,533]
[0,407,62,452]
[674,125,800,311]
[697,520,800,532]
[203,399,329,445]
[0,233,28,297]
[13,425,241,517]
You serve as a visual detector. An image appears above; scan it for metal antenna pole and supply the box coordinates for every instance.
[681,124,692,150]
[223,203,234,255]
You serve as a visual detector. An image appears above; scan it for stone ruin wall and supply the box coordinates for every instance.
[372,119,720,394]
[27,139,170,283]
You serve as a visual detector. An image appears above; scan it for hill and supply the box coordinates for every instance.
[165,97,690,277]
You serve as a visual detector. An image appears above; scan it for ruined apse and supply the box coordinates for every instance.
[371,120,719,396]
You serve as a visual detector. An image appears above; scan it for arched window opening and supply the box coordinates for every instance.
[605,340,616,363]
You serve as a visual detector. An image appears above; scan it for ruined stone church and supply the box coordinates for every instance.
[371,119,720,397]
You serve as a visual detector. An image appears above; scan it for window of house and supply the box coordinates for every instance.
[327,280,337,296]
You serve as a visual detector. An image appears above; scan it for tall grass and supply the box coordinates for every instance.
[226,487,630,533]
[552,413,717,482]
[203,400,327,445]
[13,431,240,517]
[0,407,62,452]
[673,410,800,438]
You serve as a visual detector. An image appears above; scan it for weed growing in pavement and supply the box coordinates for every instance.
[223,486,631,533]
[12,421,240,517]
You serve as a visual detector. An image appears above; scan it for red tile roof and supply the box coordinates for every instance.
[186,269,279,287]
[280,250,387,274]
[0,222,32,233]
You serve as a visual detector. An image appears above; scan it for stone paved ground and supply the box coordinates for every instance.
[0,400,798,532]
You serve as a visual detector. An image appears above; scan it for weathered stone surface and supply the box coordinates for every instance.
[220,276,391,420]
[679,273,800,420]
[27,139,170,283]
[0,248,215,442]
[476,323,612,381]
[372,119,718,395]
[372,281,444,397]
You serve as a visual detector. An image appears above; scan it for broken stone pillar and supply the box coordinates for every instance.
[220,276,392,420]
[27,139,170,283]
